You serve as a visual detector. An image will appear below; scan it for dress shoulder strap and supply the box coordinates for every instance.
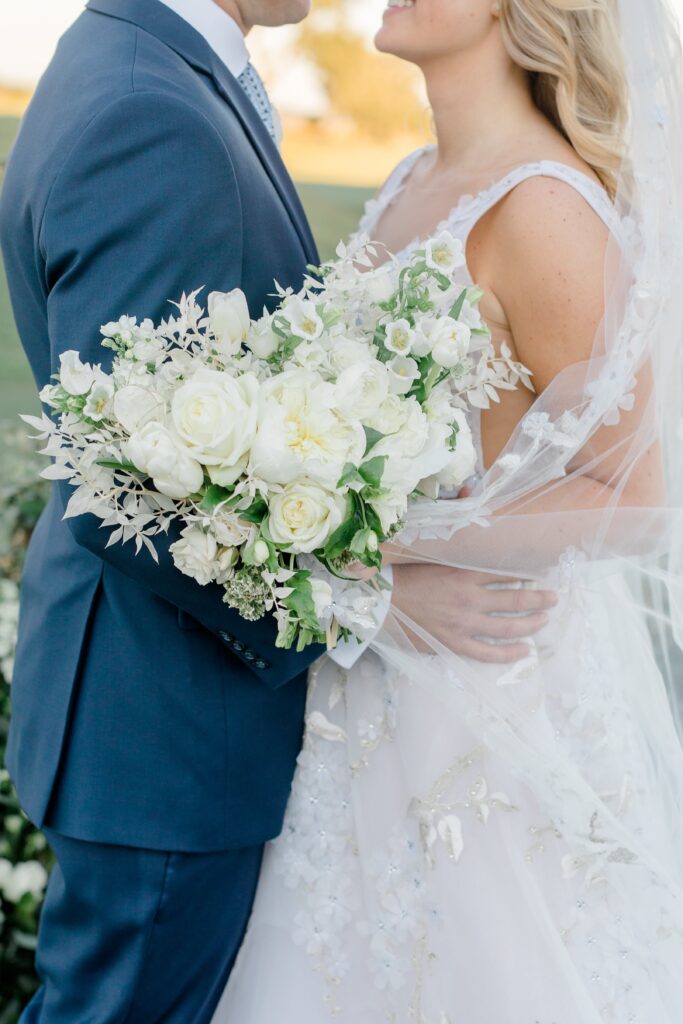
[357,145,433,238]
[455,160,622,243]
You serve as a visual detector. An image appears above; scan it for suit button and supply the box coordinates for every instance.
[219,631,234,644]
[243,650,256,662]
[254,659,269,670]
[233,641,245,653]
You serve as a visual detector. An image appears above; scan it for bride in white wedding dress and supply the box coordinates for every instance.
[215,1,683,1021]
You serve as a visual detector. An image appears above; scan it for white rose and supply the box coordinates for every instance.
[335,361,390,420]
[211,512,251,548]
[250,370,366,486]
[0,860,48,903]
[246,314,279,360]
[424,381,458,424]
[424,230,465,276]
[268,479,346,554]
[214,546,239,584]
[385,319,415,355]
[365,393,406,437]
[114,384,165,434]
[171,369,259,483]
[170,526,218,586]
[127,422,204,499]
[328,339,375,375]
[430,319,472,369]
[387,355,420,395]
[283,296,324,341]
[59,351,97,396]
[372,396,430,460]
[208,289,251,356]
[310,578,334,621]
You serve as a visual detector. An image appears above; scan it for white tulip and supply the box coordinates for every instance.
[268,479,346,554]
[0,860,48,903]
[310,578,334,621]
[283,296,324,341]
[113,384,164,434]
[59,351,98,396]
[387,355,420,396]
[430,319,472,369]
[83,376,115,421]
[424,231,466,276]
[385,319,415,355]
[208,289,251,356]
[171,369,259,481]
[127,422,204,499]
[170,526,218,586]
[246,315,279,360]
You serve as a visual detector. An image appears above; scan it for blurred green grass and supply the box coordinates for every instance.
[0,114,373,424]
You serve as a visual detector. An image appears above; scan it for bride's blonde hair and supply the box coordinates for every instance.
[498,0,628,196]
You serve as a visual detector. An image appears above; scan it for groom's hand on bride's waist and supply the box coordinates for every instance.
[390,564,558,664]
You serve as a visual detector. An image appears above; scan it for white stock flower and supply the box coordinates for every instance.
[127,422,204,499]
[387,356,419,396]
[310,578,334,621]
[268,480,346,554]
[0,860,48,903]
[208,289,251,356]
[113,384,165,434]
[171,369,259,485]
[430,319,472,369]
[384,319,414,355]
[59,351,98,396]
[334,361,390,420]
[250,370,365,486]
[170,526,218,586]
[424,231,465,276]
[283,297,324,341]
[246,314,279,360]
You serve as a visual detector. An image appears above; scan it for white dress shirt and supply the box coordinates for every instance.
[158,0,249,77]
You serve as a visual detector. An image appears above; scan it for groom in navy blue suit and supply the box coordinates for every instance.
[0,0,321,1019]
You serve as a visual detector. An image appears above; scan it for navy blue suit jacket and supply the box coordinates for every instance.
[0,0,323,852]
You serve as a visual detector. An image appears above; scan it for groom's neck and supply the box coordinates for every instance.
[211,0,250,36]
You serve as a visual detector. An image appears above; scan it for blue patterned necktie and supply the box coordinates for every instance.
[237,62,278,146]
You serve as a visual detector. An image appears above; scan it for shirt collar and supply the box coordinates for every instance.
[157,0,249,78]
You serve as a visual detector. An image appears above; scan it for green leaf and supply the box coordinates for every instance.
[337,462,364,489]
[359,455,387,490]
[283,574,321,633]
[449,288,468,321]
[363,426,385,455]
[95,459,145,477]
[199,484,232,511]
[239,496,268,524]
[323,499,362,561]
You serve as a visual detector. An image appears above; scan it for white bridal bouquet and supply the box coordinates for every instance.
[24,232,530,651]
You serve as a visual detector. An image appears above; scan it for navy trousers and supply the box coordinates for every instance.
[21,829,263,1023]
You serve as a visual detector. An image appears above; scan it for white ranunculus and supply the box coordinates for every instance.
[430,319,472,369]
[424,381,458,424]
[268,480,346,554]
[385,319,415,355]
[365,393,406,438]
[424,230,466,276]
[364,266,395,305]
[250,370,366,486]
[328,338,375,375]
[334,361,390,421]
[246,314,279,360]
[283,296,324,341]
[387,355,420,396]
[114,384,165,434]
[59,351,98,396]
[127,422,204,499]
[208,289,251,355]
[0,860,48,903]
[170,526,218,586]
[310,578,334,621]
[171,369,259,481]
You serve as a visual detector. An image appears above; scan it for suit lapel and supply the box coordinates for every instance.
[86,0,319,265]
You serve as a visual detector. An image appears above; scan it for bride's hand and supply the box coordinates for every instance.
[390,563,557,664]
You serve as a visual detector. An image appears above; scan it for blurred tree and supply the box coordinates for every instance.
[298,0,427,140]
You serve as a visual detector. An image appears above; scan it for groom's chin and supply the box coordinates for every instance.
[264,0,311,26]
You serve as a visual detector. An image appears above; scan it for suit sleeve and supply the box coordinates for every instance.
[41,89,323,688]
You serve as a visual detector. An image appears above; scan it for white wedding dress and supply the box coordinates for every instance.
[213,154,683,1024]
